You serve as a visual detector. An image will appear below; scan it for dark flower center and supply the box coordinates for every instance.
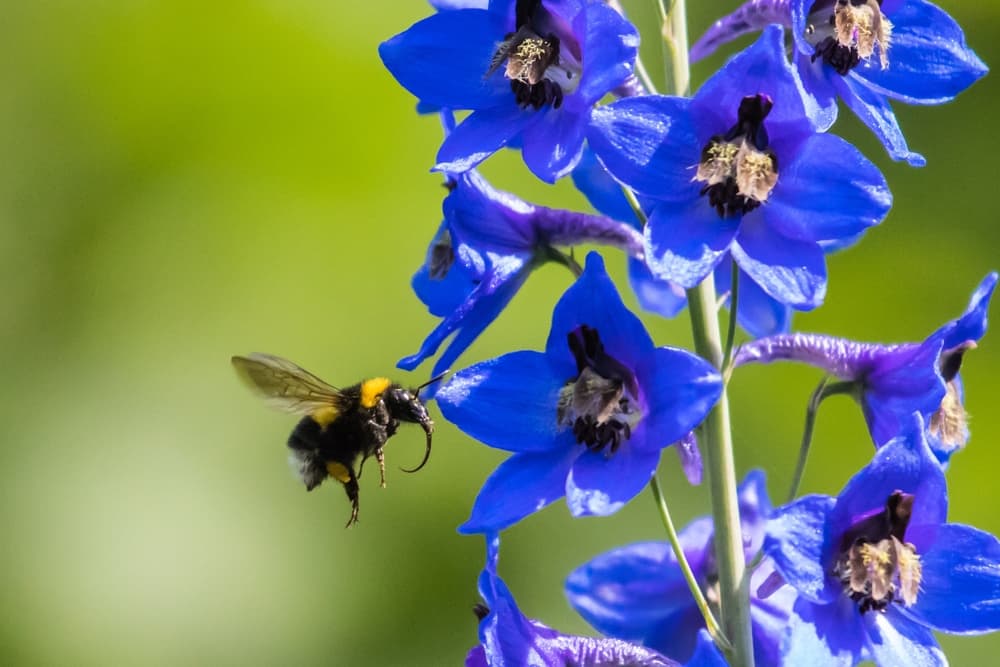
[427,227,455,280]
[557,325,641,454]
[834,491,922,614]
[485,0,579,110]
[806,0,892,75]
[695,94,779,218]
[929,343,973,451]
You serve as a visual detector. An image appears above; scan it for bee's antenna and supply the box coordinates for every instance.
[414,370,449,399]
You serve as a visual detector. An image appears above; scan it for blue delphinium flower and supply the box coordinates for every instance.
[762,415,1000,665]
[734,272,997,463]
[466,534,727,666]
[571,146,794,338]
[689,0,987,166]
[380,0,639,182]
[566,471,795,667]
[401,168,644,381]
[588,26,892,310]
[436,252,722,532]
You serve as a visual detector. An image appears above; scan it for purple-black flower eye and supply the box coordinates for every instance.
[484,2,581,110]
[806,0,892,75]
[834,490,923,614]
[695,94,779,218]
[427,227,455,280]
[557,325,642,454]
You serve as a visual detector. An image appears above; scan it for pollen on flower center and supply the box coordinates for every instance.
[556,325,641,454]
[834,491,922,613]
[486,3,582,113]
[807,0,892,75]
[694,94,779,218]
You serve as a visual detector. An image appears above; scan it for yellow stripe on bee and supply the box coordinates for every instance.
[326,461,352,484]
[311,406,339,428]
[360,377,392,408]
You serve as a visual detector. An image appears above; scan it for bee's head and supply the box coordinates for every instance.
[385,385,435,473]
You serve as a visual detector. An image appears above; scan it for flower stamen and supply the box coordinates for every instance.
[807,0,892,75]
[557,325,641,454]
[695,94,779,218]
[834,491,922,613]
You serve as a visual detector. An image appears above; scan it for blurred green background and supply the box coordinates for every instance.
[1,1,997,664]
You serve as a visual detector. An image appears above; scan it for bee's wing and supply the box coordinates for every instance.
[231,353,345,416]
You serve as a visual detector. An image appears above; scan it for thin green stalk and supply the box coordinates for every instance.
[687,277,755,667]
[721,260,740,374]
[660,0,690,95]
[650,477,731,652]
[786,379,858,503]
[658,0,752,662]
[621,186,648,226]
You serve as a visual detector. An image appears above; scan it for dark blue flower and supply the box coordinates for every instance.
[762,416,1000,665]
[572,146,794,338]
[690,0,988,166]
[588,26,891,309]
[466,534,726,666]
[436,252,722,532]
[400,169,644,382]
[734,272,997,463]
[566,471,795,667]
[380,0,639,182]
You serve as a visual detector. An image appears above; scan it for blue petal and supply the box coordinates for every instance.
[907,523,1000,634]
[829,421,947,553]
[636,346,723,452]
[764,494,838,604]
[431,0,488,9]
[856,0,987,105]
[436,350,570,452]
[566,445,661,516]
[436,104,538,174]
[587,97,700,201]
[545,252,654,372]
[833,75,926,166]
[411,223,478,317]
[673,431,702,486]
[565,541,697,640]
[571,2,639,106]
[645,199,739,289]
[446,171,536,252]
[459,447,578,533]
[763,134,892,243]
[941,272,998,350]
[738,469,772,539]
[863,340,946,445]
[862,608,946,667]
[398,253,530,372]
[521,106,588,183]
[629,258,689,319]
[685,630,728,667]
[793,50,840,131]
[731,217,827,308]
[570,145,639,223]
[716,259,792,338]
[379,10,509,109]
[782,597,867,666]
[691,26,817,139]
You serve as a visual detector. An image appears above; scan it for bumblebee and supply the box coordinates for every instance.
[231,353,435,527]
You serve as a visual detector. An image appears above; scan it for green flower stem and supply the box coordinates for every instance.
[721,260,740,375]
[659,0,752,662]
[650,476,731,652]
[786,378,859,503]
[661,0,690,96]
[687,277,755,667]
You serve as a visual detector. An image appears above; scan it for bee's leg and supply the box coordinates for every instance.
[342,468,360,528]
[328,461,361,528]
[376,447,386,488]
